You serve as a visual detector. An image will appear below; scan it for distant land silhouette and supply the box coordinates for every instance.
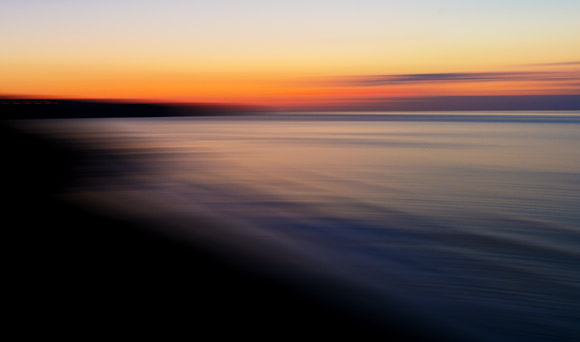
[0,98,265,119]
[2,95,580,119]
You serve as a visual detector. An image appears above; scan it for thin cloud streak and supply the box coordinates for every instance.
[322,71,580,87]
[286,95,580,112]
[516,61,580,67]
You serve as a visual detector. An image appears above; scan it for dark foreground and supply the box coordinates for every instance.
[2,121,463,340]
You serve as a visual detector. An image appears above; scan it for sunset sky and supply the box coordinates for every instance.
[2,0,579,109]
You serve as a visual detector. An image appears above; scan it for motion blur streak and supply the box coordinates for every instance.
[9,111,580,341]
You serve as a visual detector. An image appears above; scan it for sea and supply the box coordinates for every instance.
[21,111,580,341]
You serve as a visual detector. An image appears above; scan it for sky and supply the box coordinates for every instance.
[1,0,579,109]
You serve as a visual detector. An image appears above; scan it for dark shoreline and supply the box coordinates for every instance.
[0,99,264,119]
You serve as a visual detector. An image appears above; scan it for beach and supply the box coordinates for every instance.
[2,120,453,340]
[4,112,580,341]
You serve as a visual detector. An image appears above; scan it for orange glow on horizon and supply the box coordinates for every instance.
[2,0,579,109]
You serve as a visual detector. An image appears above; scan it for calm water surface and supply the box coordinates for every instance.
[26,112,580,341]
